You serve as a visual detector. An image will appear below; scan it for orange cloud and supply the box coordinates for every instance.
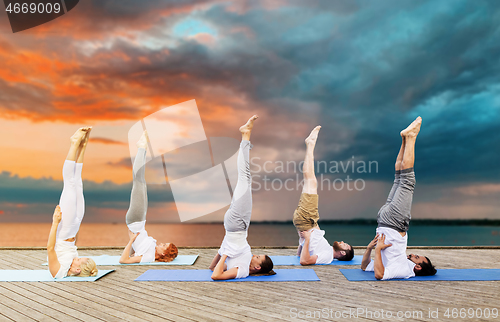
[0,48,78,85]
[454,184,500,196]
[190,33,216,46]
[23,0,223,40]
[0,15,293,125]
[89,137,126,145]
[0,203,29,208]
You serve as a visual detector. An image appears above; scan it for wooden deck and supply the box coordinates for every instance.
[0,247,499,321]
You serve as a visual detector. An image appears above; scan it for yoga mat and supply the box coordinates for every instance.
[135,269,320,282]
[270,255,363,266]
[0,269,114,282]
[42,255,198,266]
[340,269,500,281]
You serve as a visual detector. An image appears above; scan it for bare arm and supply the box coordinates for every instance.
[47,206,62,278]
[127,230,135,257]
[119,232,142,264]
[361,234,379,270]
[209,253,221,271]
[211,254,238,280]
[299,231,317,265]
[297,233,304,256]
[374,249,384,279]
[74,232,79,246]
[374,234,392,280]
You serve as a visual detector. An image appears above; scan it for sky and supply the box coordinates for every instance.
[0,0,499,223]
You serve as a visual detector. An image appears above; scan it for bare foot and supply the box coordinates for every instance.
[70,128,88,145]
[400,117,422,138]
[80,127,92,147]
[239,115,258,135]
[137,130,149,149]
[305,126,321,146]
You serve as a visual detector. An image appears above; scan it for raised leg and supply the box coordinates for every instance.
[66,128,87,161]
[76,127,91,164]
[302,126,321,195]
[383,135,406,206]
[224,116,257,232]
[377,117,421,232]
[400,116,421,170]
[292,126,321,232]
[57,128,87,240]
[126,131,149,225]
[75,129,91,224]
[395,134,405,172]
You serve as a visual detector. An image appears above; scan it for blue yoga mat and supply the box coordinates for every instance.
[0,269,114,282]
[135,269,320,282]
[340,269,500,281]
[42,255,198,266]
[270,255,363,266]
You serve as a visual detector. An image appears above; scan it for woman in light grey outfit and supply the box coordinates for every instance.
[209,115,274,280]
[119,131,178,264]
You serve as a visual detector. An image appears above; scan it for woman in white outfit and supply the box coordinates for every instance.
[119,131,178,264]
[209,115,274,280]
[47,127,97,279]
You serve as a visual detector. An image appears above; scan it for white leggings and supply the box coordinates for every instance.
[57,160,85,240]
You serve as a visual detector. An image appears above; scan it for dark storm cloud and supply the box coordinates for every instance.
[122,0,500,184]
[74,37,297,105]
[1,0,499,187]
[0,171,175,208]
[195,0,500,183]
[89,0,210,16]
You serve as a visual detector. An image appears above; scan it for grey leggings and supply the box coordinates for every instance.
[126,148,148,225]
[377,168,416,233]
[224,140,253,232]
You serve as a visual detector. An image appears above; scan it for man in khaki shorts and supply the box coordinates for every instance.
[293,126,354,265]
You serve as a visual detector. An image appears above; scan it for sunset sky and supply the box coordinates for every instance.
[0,0,499,223]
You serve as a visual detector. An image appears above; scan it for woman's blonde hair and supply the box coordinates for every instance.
[78,258,98,277]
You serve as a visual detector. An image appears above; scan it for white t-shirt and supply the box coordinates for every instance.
[299,228,334,264]
[365,227,416,280]
[218,231,252,279]
[53,240,78,279]
[128,220,157,263]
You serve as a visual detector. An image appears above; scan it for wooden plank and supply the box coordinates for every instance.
[1,253,193,321]
[0,306,32,322]
[98,273,246,321]
[40,281,150,322]
[0,285,61,322]
[0,313,14,322]
[56,276,195,322]
[0,283,82,321]
[101,274,245,322]
[0,248,499,322]
[0,254,120,322]
[0,282,92,322]
[0,292,37,321]
[11,282,114,322]
[105,261,288,321]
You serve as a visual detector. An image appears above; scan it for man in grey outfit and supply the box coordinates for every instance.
[361,117,437,280]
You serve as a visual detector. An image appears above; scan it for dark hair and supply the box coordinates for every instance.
[337,245,354,261]
[259,255,276,275]
[156,243,178,262]
[414,256,437,276]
